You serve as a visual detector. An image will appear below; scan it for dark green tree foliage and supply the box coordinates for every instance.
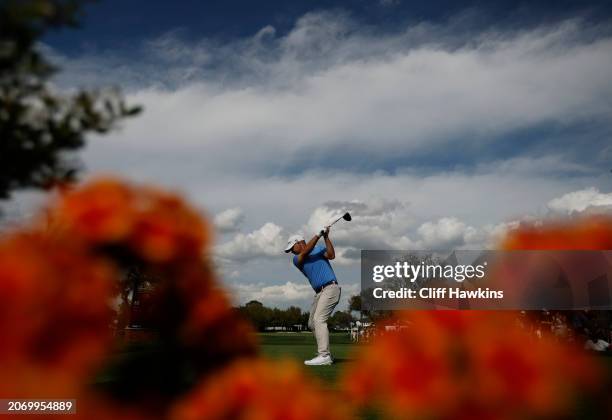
[238,301,353,332]
[348,294,362,312]
[328,310,354,330]
[0,0,141,199]
[239,300,272,331]
[238,301,312,332]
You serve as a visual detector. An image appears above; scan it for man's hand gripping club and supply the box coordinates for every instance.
[296,226,335,266]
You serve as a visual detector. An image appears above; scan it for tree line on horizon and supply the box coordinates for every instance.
[236,300,356,332]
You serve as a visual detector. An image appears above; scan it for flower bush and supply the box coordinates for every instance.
[171,359,351,420]
[342,311,601,420]
[0,232,116,399]
[342,216,612,419]
[49,179,208,262]
[501,216,612,250]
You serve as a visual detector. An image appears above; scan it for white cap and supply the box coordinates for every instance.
[284,234,305,253]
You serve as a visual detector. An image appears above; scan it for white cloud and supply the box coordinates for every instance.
[0,190,48,233]
[548,187,612,214]
[231,281,313,304]
[21,11,612,309]
[417,217,477,249]
[46,14,612,179]
[228,280,361,309]
[226,201,521,265]
[214,207,244,233]
[216,222,285,262]
[298,200,417,264]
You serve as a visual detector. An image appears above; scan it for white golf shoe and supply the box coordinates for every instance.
[304,355,333,366]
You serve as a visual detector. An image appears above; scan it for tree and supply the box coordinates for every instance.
[237,302,308,331]
[348,294,363,320]
[284,306,303,328]
[348,293,391,322]
[0,0,140,200]
[239,301,272,331]
[328,310,354,331]
[348,294,362,312]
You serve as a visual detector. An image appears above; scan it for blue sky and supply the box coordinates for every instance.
[46,0,612,53]
[5,0,612,309]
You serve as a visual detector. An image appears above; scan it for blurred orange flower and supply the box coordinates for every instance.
[501,215,612,250]
[49,178,209,263]
[147,261,258,366]
[342,311,600,420]
[0,177,259,415]
[0,233,116,398]
[171,359,351,420]
[52,179,136,243]
[130,192,207,262]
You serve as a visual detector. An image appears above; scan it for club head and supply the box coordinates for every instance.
[342,212,352,222]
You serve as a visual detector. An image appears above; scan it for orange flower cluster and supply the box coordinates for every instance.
[0,178,256,417]
[46,179,257,363]
[49,179,208,263]
[501,215,612,250]
[171,359,351,420]
[149,262,258,368]
[343,311,600,420]
[0,232,116,398]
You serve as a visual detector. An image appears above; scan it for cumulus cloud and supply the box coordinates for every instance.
[45,13,612,179]
[299,199,416,263]
[548,187,612,214]
[214,207,245,233]
[417,217,477,249]
[278,201,519,263]
[0,190,46,232]
[227,280,361,309]
[26,11,612,308]
[216,222,285,262]
[230,281,313,305]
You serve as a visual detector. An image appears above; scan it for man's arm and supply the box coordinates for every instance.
[322,227,335,260]
[296,233,322,266]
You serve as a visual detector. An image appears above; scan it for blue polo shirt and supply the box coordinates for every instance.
[293,244,337,291]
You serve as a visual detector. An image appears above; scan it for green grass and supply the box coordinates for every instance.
[258,332,355,387]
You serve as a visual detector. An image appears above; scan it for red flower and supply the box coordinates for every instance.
[52,179,136,243]
[48,178,209,264]
[342,311,600,420]
[0,233,116,397]
[171,359,352,420]
[501,216,612,250]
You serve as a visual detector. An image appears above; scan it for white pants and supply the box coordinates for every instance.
[308,283,341,357]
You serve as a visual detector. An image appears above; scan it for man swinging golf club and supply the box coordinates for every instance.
[284,212,351,366]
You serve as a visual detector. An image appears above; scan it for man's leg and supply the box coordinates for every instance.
[312,285,341,357]
[308,293,320,332]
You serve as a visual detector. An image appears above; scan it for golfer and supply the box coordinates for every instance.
[285,226,341,366]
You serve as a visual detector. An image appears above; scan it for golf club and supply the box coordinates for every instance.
[320,212,351,235]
